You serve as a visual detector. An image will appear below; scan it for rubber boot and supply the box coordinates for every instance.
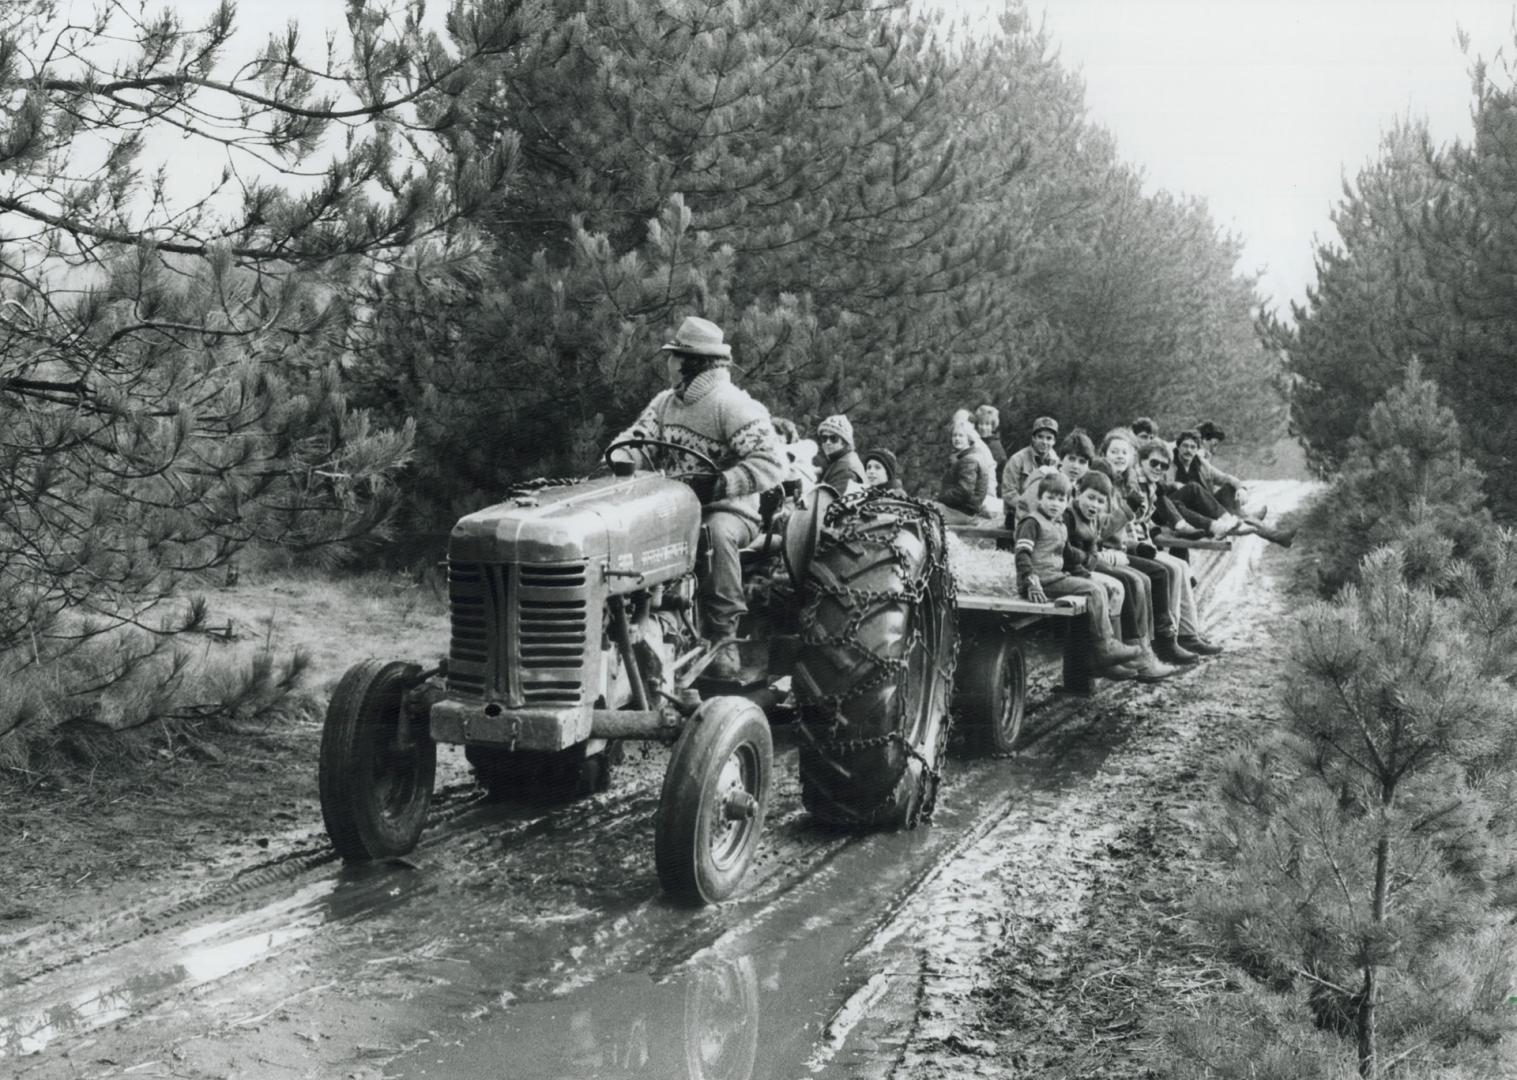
[1154,635,1199,666]
[1179,634,1224,657]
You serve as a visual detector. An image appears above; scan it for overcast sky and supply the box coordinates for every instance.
[944,0,1517,314]
[82,0,1517,317]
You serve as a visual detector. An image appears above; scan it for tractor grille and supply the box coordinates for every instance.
[447,561,497,698]
[516,564,588,705]
[446,560,590,705]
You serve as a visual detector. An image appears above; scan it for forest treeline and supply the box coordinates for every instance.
[1274,49,1517,520]
[0,0,1283,763]
[0,0,1283,647]
[343,0,1285,541]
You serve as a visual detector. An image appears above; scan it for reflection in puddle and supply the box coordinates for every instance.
[405,955,761,1080]
[0,867,421,1057]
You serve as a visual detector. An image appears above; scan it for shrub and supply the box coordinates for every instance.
[1291,362,1491,597]
[1152,544,1517,1078]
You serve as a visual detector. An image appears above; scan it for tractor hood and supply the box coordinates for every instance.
[449,474,702,586]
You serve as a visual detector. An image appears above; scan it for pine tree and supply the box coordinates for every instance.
[1416,52,1517,518]
[1292,362,1490,597]
[0,3,515,738]
[351,0,1281,517]
[1269,121,1447,476]
[1179,543,1517,1078]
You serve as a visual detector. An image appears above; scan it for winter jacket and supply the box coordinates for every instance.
[1001,445,1054,519]
[1013,507,1084,589]
[820,448,866,494]
[613,366,787,525]
[982,435,1008,495]
[938,447,989,516]
[1062,506,1106,571]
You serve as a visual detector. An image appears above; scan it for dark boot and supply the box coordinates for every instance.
[1132,644,1178,682]
[1179,634,1224,657]
[704,641,742,681]
[1154,635,1199,666]
[1245,519,1294,547]
[1094,637,1143,666]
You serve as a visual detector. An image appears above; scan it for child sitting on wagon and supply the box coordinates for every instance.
[1014,472,1142,673]
[1067,471,1174,681]
[1095,427,1223,661]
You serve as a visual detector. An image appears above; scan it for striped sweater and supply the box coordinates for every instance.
[614,367,786,524]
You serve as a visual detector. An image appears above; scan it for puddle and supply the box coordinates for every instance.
[0,866,424,1056]
[380,730,1129,1080]
[0,492,1310,1072]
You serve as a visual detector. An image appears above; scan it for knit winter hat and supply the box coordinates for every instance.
[817,414,855,449]
[862,447,899,482]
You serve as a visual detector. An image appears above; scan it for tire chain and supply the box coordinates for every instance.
[796,488,960,826]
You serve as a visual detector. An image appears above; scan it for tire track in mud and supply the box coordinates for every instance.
[1,735,875,1064]
[2,488,1297,1075]
[807,487,1305,1078]
[0,782,498,990]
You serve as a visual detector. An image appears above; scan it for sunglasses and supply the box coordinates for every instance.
[820,434,844,443]
[1144,458,1169,469]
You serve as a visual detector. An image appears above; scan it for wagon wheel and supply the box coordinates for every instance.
[955,633,1027,755]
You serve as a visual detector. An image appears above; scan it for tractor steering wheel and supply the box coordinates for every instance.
[603,437,722,480]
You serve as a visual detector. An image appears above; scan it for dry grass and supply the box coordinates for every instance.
[0,567,450,781]
[202,567,449,696]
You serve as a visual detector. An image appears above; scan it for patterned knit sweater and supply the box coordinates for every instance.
[614,367,786,525]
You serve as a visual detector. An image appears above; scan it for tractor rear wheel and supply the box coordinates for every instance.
[319,660,435,861]
[791,492,958,828]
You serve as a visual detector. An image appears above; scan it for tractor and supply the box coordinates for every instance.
[318,438,979,904]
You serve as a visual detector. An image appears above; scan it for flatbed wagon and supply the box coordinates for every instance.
[945,523,1231,753]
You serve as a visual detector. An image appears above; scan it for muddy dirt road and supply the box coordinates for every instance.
[1,483,1309,1080]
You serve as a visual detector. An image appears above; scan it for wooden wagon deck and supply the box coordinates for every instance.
[946,522,1231,697]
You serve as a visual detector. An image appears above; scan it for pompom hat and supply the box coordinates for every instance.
[817,414,855,449]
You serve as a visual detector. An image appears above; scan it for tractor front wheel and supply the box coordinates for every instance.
[319,660,436,862]
[655,697,772,905]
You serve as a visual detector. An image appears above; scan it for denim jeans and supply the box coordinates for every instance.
[702,510,759,637]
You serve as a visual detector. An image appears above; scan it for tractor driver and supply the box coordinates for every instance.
[608,316,787,681]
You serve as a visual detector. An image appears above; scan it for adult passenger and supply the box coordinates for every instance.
[816,415,866,495]
[935,418,991,523]
[1000,415,1060,523]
